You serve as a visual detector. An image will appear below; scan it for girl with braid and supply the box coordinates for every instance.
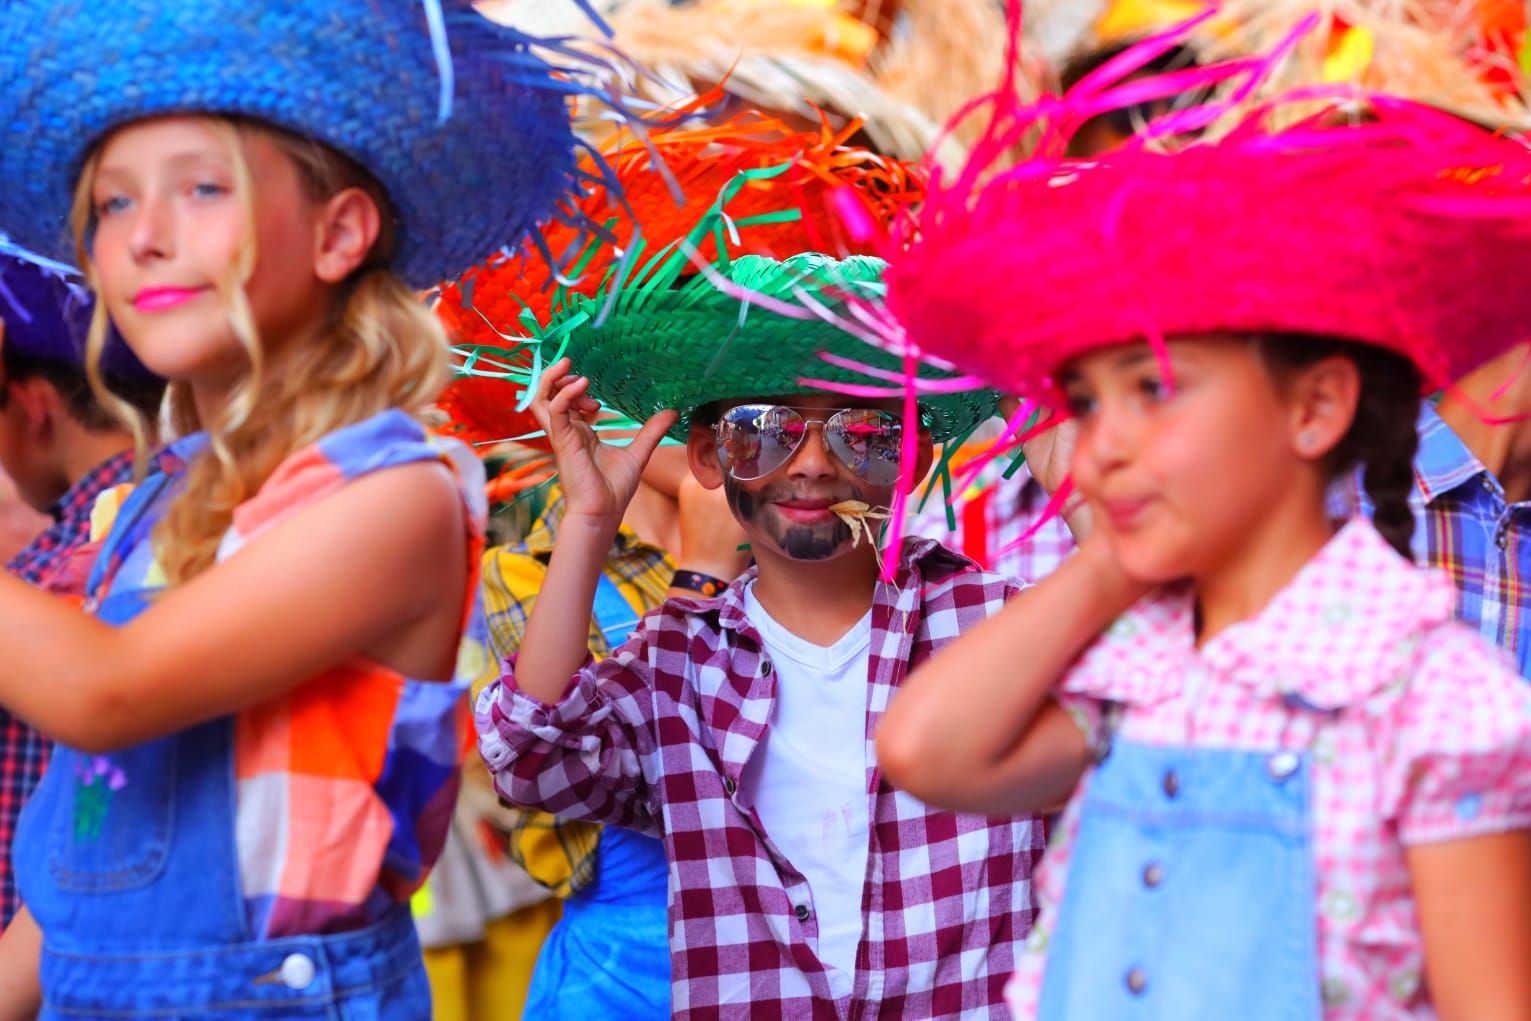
[867,24,1531,1021]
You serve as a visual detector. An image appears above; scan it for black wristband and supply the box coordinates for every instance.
[672,569,728,597]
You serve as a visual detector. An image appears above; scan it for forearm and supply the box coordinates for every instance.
[512,516,622,703]
[0,573,118,746]
[0,906,42,1020]
[877,541,1140,806]
[1410,832,1531,1021]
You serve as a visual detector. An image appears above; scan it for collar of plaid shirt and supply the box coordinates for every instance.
[4,449,134,588]
[479,535,1043,1018]
[1415,400,1496,503]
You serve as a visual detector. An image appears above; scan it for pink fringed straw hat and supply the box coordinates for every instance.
[875,5,1531,413]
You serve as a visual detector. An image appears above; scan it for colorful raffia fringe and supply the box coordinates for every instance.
[435,101,925,450]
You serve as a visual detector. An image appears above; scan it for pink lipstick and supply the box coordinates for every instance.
[132,286,205,312]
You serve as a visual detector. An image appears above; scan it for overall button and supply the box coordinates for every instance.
[1142,862,1164,888]
[1125,968,1148,995]
[280,953,316,990]
[1161,770,1180,798]
[1267,750,1301,781]
[794,904,810,922]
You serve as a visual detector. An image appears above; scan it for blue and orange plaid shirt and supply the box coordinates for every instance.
[0,448,133,923]
[1405,404,1531,681]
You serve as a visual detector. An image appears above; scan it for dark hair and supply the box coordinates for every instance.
[0,348,165,432]
[1255,334,1420,560]
[1058,42,1203,149]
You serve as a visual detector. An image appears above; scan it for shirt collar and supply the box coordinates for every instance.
[47,448,136,523]
[520,487,658,558]
[1414,401,1492,503]
[1070,519,1456,711]
[708,536,966,635]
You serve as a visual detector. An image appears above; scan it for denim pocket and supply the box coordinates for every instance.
[47,738,177,892]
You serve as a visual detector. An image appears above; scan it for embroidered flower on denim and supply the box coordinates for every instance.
[72,755,127,842]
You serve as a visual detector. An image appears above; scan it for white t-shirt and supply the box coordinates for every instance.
[741,583,873,998]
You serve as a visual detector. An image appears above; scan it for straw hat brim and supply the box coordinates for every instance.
[0,2,592,287]
[547,254,998,444]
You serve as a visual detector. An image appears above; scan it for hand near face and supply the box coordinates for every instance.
[531,357,677,530]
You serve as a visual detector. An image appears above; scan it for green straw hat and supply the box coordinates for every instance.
[535,252,998,444]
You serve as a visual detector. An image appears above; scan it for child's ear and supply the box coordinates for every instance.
[313,187,382,284]
[686,423,726,491]
[1289,355,1361,461]
[8,376,59,441]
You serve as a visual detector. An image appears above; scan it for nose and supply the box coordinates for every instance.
[125,194,173,265]
[784,420,836,480]
[1078,401,1133,478]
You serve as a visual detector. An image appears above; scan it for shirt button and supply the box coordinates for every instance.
[1125,968,1147,995]
[724,777,737,796]
[1267,750,1301,781]
[760,661,773,676]
[1142,862,1164,888]
[1161,770,1180,798]
[794,904,810,922]
[280,952,316,990]
[1497,529,1509,550]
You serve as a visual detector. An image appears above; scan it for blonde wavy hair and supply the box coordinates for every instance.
[71,117,451,586]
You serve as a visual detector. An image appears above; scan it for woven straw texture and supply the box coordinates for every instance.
[437,111,929,447]
[883,23,1531,409]
[0,1,595,287]
[1028,0,1529,133]
[541,252,997,443]
[0,247,155,381]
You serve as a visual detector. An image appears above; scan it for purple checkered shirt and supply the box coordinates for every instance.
[477,538,1042,1019]
[0,449,133,923]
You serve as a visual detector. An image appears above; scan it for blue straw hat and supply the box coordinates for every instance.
[0,1,609,287]
[0,242,157,383]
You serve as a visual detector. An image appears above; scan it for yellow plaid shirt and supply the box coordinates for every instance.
[475,488,675,897]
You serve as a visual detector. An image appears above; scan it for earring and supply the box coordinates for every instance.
[1298,431,1315,451]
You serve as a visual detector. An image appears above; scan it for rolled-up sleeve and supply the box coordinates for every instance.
[474,627,662,836]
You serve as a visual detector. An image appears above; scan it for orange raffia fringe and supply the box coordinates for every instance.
[434,100,925,448]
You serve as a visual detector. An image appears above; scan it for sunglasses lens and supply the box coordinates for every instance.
[826,409,902,486]
[716,404,807,481]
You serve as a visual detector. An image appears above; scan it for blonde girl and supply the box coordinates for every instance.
[0,2,607,1015]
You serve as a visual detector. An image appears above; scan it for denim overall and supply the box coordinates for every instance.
[1037,735,1323,1021]
[521,574,671,1019]
[14,471,432,1018]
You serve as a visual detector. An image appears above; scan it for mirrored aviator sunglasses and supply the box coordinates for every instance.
[714,404,904,486]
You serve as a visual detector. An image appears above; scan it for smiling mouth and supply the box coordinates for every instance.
[771,498,839,524]
[132,286,207,312]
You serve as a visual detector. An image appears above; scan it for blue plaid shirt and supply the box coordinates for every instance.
[0,449,133,922]
[1403,404,1531,680]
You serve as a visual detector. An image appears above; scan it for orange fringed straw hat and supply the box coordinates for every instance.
[433,108,926,450]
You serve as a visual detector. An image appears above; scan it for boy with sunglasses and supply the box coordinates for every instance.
[476,252,1042,1018]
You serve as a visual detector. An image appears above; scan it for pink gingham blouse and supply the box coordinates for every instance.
[1009,518,1531,1020]
[477,538,1043,1019]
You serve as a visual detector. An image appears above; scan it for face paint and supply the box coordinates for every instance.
[724,476,862,562]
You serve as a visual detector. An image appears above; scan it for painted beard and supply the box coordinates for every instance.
[724,477,863,562]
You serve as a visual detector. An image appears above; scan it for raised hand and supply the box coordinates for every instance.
[530,357,678,529]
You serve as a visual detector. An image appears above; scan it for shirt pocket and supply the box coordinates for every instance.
[46,738,177,893]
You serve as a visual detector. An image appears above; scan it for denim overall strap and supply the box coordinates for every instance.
[1037,739,1322,1021]
[522,571,672,1020]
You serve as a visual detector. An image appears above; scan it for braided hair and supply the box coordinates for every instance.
[1256,334,1421,561]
